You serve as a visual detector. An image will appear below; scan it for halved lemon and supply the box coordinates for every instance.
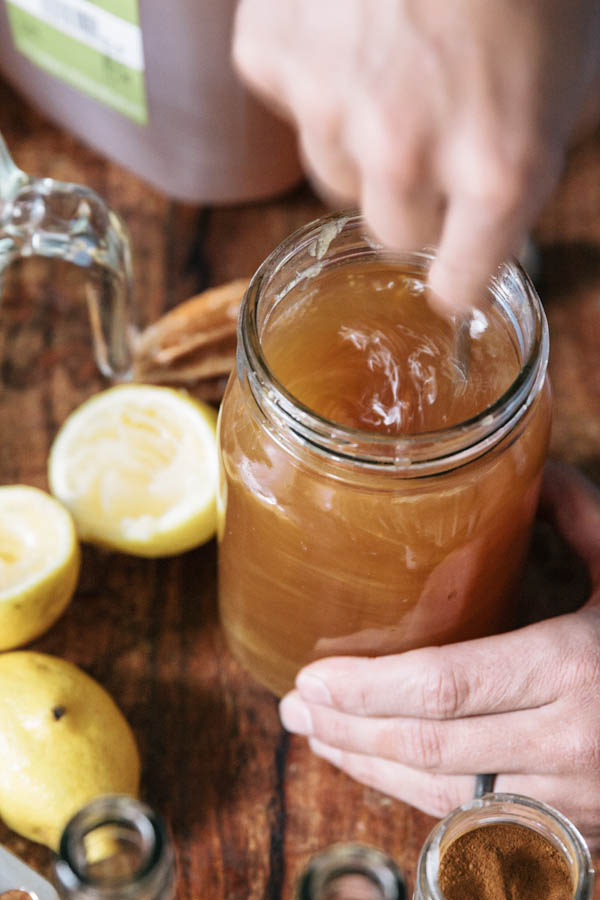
[48,385,219,557]
[0,485,80,650]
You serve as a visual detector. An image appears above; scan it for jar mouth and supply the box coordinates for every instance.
[417,792,594,900]
[57,794,170,893]
[296,843,406,900]
[239,212,549,474]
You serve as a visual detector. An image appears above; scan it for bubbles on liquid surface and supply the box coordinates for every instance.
[338,324,441,431]
[262,264,519,436]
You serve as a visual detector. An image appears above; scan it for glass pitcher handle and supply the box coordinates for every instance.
[0,132,136,379]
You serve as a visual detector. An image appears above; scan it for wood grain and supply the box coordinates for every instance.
[1,75,599,899]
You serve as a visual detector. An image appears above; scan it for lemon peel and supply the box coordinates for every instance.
[0,651,140,850]
[0,485,80,650]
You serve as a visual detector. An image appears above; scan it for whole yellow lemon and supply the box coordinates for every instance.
[0,652,140,849]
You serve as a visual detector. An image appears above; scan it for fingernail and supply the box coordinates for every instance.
[279,693,313,735]
[296,672,332,706]
[309,737,341,766]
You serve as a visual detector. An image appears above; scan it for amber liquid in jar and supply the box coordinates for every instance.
[263,265,520,434]
[218,248,551,696]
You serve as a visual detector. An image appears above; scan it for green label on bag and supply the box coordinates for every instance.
[4,0,147,124]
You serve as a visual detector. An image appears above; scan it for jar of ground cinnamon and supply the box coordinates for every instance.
[414,793,593,900]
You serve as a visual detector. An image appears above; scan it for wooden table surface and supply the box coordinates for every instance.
[1,74,600,899]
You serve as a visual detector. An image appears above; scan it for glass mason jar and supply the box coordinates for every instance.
[217,213,552,696]
[414,793,594,900]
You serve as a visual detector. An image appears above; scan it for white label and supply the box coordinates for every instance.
[6,0,144,70]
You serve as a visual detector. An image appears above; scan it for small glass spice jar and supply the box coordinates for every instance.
[53,794,177,900]
[217,213,552,696]
[414,792,594,900]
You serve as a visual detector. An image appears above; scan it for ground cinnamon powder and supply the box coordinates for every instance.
[438,823,573,900]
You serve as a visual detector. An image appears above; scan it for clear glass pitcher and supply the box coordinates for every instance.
[0,131,135,380]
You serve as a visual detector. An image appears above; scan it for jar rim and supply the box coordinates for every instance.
[55,794,173,897]
[295,842,406,900]
[415,792,594,900]
[238,212,549,475]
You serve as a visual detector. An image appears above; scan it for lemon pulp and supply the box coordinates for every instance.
[0,486,80,650]
[49,385,219,556]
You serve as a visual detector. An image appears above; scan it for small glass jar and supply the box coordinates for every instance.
[414,793,594,900]
[296,843,406,900]
[53,794,176,900]
[217,213,552,696]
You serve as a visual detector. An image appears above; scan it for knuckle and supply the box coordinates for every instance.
[404,719,444,770]
[564,653,600,694]
[354,681,374,717]
[469,163,523,210]
[461,141,542,211]
[421,655,471,719]
[557,620,600,693]
[315,712,352,749]
[563,719,600,771]
[360,131,424,192]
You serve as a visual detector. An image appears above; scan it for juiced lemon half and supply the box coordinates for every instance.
[0,485,80,650]
[48,385,219,557]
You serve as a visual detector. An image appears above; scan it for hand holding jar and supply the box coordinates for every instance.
[279,463,600,848]
[233,0,600,312]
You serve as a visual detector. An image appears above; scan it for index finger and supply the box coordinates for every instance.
[295,612,586,719]
[427,191,530,314]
